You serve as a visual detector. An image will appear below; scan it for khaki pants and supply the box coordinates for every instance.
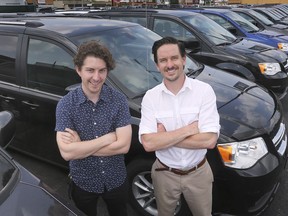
[151,159,214,216]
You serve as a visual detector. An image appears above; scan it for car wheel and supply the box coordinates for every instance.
[126,158,191,216]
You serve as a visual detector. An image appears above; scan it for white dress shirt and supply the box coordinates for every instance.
[139,76,220,169]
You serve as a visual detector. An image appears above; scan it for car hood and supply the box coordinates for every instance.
[197,65,280,140]
[224,38,287,63]
[0,163,84,216]
[255,29,288,41]
[271,23,288,30]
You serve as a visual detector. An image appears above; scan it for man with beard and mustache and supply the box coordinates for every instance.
[55,40,132,216]
[139,37,220,216]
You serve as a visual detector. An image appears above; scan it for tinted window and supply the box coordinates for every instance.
[153,18,194,41]
[204,13,234,29]
[182,14,236,45]
[0,35,17,84]
[71,25,200,98]
[27,39,80,95]
[110,16,147,27]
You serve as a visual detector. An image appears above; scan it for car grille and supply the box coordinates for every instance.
[272,122,287,156]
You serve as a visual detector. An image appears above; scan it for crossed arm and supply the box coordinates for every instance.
[141,121,218,152]
[56,125,132,161]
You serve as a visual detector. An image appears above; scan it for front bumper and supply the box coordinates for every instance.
[212,125,288,215]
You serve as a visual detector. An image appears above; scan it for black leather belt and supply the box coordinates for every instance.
[155,157,206,175]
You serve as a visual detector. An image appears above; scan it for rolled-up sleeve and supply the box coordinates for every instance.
[138,91,158,144]
[198,84,220,136]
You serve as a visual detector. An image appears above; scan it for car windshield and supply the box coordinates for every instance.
[71,25,201,98]
[257,9,281,21]
[182,14,237,45]
[225,11,260,33]
[248,10,275,25]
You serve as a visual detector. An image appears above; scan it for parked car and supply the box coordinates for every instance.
[232,7,288,34]
[0,110,85,216]
[82,9,288,99]
[252,7,288,26]
[184,8,288,55]
[0,16,287,216]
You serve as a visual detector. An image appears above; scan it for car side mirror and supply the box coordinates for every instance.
[227,27,237,35]
[0,111,15,149]
[181,38,201,53]
[65,83,81,93]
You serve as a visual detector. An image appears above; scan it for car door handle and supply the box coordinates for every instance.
[0,94,15,102]
[22,101,40,109]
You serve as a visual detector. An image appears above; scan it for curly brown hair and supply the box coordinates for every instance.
[73,40,115,71]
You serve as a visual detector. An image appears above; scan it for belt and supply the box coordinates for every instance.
[155,157,206,175]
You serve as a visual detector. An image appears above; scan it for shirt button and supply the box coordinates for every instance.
[102,171,105,174]
[92,109,95,112]
[94,122,96,125]
[95,136,98,139]
[100,160,103,163]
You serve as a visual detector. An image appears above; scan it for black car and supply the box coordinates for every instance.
[0,17,287,216]
[79,9,288,99]
[0,111,85,216]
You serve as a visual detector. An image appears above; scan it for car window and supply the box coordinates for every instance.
[236,12,257,25]
[110,16,147,27]
[204,14,234,30]
[248,10,274,25]
[153,19,194,41]
[225,11,259,33]
[182,14,236,45]
[0,35,17,84]
[26,39,80,95]
[71,25,200,98]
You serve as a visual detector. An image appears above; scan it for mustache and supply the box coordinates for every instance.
[166,66,177,71]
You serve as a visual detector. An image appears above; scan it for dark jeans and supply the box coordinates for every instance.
[70,178,128,216]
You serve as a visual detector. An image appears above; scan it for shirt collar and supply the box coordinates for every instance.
[160,75,192,94]
[75,84,109,105]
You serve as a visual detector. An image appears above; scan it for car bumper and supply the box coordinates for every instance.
[212,136,288,215]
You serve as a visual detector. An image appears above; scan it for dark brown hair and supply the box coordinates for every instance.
[74,40,115,71]
[152,37,186,63]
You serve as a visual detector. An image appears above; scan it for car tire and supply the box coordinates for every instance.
[126,158,191,216]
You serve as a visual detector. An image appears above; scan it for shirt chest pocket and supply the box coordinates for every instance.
[180,107,199,125]
[155,107,199,131]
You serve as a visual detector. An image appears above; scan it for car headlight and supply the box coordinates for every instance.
[217,137,268,169]
[258,63,281,75]
[278,43,288,51]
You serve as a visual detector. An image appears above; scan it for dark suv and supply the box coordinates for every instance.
[0,17,287,216]
[83,9,288,100]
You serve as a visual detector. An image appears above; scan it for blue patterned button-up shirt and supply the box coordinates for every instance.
[55,84,131,193]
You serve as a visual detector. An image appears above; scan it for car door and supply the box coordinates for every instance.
[0,33,27,149]
[12,35,80,168]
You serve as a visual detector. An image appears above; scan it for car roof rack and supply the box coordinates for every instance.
[0,20,44,27]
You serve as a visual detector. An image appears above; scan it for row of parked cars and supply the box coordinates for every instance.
[0,4,287,216]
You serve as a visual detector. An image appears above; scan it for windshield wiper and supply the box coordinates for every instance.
[186,65,204,78]
[232,37,243,44]
[216,42,233,46]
